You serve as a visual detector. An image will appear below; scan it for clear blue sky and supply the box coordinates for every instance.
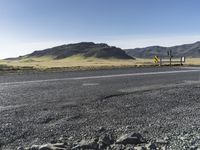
[1,0,200,58]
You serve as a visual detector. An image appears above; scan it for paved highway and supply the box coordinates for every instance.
[0,66,200,149]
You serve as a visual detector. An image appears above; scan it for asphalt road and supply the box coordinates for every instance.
[0,66,200,149]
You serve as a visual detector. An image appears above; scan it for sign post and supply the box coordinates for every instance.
[159,58,162,66]
[180,57,185,66]
[168,50,172,66]
[167,49,173,66]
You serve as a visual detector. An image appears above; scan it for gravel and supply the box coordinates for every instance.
[1,83,200,149]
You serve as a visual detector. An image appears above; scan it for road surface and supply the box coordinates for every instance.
[0,66,200,149]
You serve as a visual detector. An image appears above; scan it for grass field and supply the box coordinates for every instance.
[0,56,199,71]
[185,58,200,65]
[0,56,153,70]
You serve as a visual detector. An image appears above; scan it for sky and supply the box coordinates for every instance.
[1,0,200,58]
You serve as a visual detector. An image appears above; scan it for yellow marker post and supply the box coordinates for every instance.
[154,56,159,64]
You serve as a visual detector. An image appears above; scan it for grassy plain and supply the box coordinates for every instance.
[0,56,199,71]
[0,56,152,70]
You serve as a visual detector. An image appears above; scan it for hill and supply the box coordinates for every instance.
[125,41,200,58]
[23,42,133,60]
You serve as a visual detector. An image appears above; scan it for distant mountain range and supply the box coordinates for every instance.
[6,41,200,60]
[19,42,133,60]
[125,41,200,58]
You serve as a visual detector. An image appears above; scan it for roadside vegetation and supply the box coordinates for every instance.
[0,56,199,72]
[0,56,153,71]
[186,58,200,65]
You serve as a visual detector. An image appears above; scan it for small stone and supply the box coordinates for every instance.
[17,147,25,150]
[52,143,66,148]
[116,133,146,145]
[126,126,131,129]
[196,147,200,150]
[57,137,63,143]
[143,130,148,134]
[156,139,169,145]
[196,135,200,140]
[30,145,40,150]
[50,139,57,144]
[67,136,73,141]
[147,143,157,150]
[179,136,186,141]
[134,146,147,150]
[190,145,198,150]
[39,144,53,150]
[72,138,98,150]
[124,145,134,150]
[164,136,169,141]
[125,147,134,150]
[98,126,106,132]
[98,134,114,149]
[39,143,66,150]
[148,124,153,127]
[100,134,114,145]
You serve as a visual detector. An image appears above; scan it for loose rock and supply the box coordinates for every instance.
[17,147,25,150]
[147,143,157,150]
[116,133,146,145]
[98,133,114,149]
[30,145,40,150]
[98,126,106,133]
[39,143,66,150]
[72,138,98,150]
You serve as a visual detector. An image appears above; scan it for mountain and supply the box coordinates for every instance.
[23,42,134,60]
[125,41,200,58]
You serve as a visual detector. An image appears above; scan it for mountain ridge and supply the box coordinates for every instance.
[21,42,134,60]
[5,41,200,60]
[125,41,200,58]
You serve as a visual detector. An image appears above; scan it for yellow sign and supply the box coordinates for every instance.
[154,56,159,63]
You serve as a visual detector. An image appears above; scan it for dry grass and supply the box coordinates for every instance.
[1,56,153,70]
[0,59,5,64]
[185,58,200,65]
[160,58,200,65]
[0,56,199,71]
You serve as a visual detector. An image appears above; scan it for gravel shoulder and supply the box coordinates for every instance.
[1,81,200,149]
